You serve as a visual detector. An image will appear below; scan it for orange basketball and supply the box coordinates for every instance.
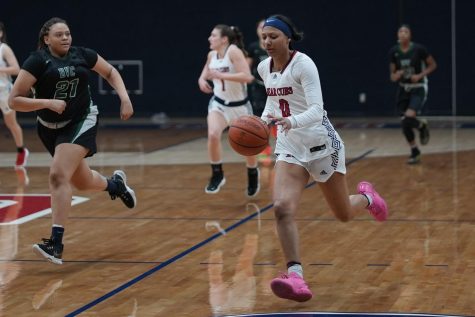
[228,115,270,156]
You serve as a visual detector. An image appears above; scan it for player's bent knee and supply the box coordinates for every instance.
[273,200,296,221]
[207,131,222,143]
[49,171,69,189]
[401,116,416,141]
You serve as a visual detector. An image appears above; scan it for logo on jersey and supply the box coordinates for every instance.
[58,66,76,78]
[266,87,293,96]
[212,66,230,73]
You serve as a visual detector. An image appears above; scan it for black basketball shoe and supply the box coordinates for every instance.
[407,148,421,165]
[419,119,430,145]
[32,238,64,265]
[110,170,137,208]
[205,173,226,194]
[247,168,260,198]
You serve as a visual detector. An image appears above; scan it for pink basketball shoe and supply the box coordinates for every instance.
[270,272,313,302]
[358,181,388,222]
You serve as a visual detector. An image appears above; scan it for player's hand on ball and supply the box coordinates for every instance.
[228,115,269,156]
[267,114,292,134]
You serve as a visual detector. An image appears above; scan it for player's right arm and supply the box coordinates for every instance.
[198,51,213,94]
[257,60,274,125]
[389,63,403,82]
[0,44,20,76]
[9,69,65,114]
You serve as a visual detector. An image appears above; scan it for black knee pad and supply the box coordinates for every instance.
[401,116,419,142]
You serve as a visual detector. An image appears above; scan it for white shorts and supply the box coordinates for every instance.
[208,97,253,125]
[276,144,347,182]
[0,88,12,114]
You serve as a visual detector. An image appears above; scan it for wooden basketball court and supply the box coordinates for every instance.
[0,118,474,316]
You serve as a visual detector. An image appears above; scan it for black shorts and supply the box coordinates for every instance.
[396,86,427,115]
[37,112,99,157]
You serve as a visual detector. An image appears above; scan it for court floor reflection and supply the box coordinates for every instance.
[208,234,259,316]
[0,167,28,314]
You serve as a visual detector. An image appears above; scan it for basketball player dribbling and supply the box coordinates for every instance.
[246,18,277,165]
[198,24,260,197]
[258,14,389,302]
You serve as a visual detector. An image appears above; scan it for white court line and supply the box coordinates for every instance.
[0,195,89,226]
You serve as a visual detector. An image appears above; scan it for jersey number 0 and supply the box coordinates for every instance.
[279,99,291,117]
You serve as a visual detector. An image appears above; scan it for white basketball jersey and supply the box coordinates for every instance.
[258,51,343,162]
[208,45,247,102]
[0,43,12,89]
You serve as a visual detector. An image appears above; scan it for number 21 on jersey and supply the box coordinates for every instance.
[54,78,79,99]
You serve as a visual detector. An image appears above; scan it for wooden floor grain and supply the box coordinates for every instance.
[0,121,474,316]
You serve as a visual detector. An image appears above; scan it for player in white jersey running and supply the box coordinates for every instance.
[258,14,389,302]
[198,24,260,197]
[0,22,29,167]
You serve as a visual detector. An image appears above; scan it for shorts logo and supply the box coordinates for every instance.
[310,144,326,153]
[0,194,89,225]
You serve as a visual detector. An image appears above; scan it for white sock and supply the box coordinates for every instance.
[288,264,303,278]
[363,193,373,207]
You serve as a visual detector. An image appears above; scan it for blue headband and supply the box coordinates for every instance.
[263,18,292,37]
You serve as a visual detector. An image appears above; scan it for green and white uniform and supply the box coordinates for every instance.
[389,42,430,113]
[21,46,100,156]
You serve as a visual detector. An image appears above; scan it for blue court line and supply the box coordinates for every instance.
[65,204,273,316]
[65,149,374,316]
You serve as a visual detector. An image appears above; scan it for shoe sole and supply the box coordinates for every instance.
[246,169,260,198]
[247,184,260,198]
[419,120,430,145]
[205,177,226,194]
[270,280,312,302]
[407,155,421,164]
[420,135,430,145]
[32,244,63,265]
[113,170,137,208]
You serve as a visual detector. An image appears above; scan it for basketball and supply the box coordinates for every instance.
[228,115,270,156]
